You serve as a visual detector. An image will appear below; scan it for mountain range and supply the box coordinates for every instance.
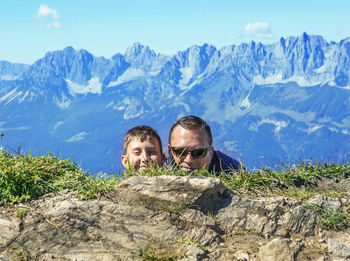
[1,32,349,173]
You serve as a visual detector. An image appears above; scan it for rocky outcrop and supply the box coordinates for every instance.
[0,176,349,260]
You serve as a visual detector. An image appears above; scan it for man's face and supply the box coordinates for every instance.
[169,125,214,172]
[121,137,164,171]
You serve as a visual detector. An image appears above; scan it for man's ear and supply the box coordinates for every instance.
[121,155,128,168]
[209,146,215,156]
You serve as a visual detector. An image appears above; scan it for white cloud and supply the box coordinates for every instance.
[244,22,272,38]
[34,5,62,29]
[36,5,59,19]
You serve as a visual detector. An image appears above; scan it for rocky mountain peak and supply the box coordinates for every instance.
[125,42,156,61]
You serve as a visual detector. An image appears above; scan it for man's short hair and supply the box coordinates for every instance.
[169,115,213,145]
[123,125,163,154]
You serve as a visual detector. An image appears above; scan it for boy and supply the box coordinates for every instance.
[121,125,164,171]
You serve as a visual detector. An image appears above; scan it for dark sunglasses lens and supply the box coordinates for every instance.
[172,148,188,157]
[191,148,207,158]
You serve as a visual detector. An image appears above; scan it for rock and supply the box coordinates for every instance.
[184,245,206,259]
[258,238,302,261]
[234,250,250,260]
[0,255,12,261]
[328,239,350,259]
[306,195,342,211]
[115,176,231,212]
[0,176,348,260]
[216,196,317,238]
[0,176,227,260]
[0,215,21,249]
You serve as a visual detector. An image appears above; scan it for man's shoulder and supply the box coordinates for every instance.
[209,150,242,173]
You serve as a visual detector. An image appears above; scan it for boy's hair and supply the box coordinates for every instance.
[169,115,213,145]
[123,125,163,154]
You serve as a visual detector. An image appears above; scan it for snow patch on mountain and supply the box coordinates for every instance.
[121,97,145,120]
[18,91,29,103]
[224,141,238,152]
[55,94,71,109]
[66,78,102,95]
[0,121,30,131]
[106,101,114,108]
[107,68,145,87]
[0,88,21,104]
[240,96,251,109]
[249,119,288,133]
[337,85,350,90]
[314,64,328,74]
[262,119,288,132]
[66,132,88,142]
[0,75,19,80]
[308,125,323,134]
[54,121,64,130]
[342,129,350,135]
[179,67,194,89]
[169,101,190,112]
[253,74,283,85]
[106,101,125,111]
[253,75,324,87]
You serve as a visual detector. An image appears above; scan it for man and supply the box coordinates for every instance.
[168,115,242,173]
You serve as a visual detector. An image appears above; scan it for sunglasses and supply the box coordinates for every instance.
[170,146,212,159]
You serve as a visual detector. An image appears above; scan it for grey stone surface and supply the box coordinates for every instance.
[328,239,350,259]
[216,196,317,238]
[307,195,342,211]
[0,176,348,260]
[258,238,302,261]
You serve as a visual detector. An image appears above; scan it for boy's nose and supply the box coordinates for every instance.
[141,151,150,160]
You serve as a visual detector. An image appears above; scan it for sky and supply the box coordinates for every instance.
[1,0,350,64]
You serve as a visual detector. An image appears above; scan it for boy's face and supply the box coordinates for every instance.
[121,137,164,171]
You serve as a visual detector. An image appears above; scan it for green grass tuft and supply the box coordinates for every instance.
[303,203,350,230]
[0,150,117,206]
[1,149,349,209]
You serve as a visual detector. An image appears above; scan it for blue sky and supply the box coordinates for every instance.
[1,0,350,64]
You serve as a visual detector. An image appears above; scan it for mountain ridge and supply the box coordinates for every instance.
[0,32,349,172]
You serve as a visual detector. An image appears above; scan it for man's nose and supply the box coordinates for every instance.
[183,151,193,162]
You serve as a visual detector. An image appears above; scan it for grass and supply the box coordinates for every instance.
[219,161,350,193]
[0,150,117,206]
[1,149,349,208]
[4,246,32,261]
[323,190,350,199]
[303,203,350,230]
[140,241,186,261]
[233,227,262,236]
[160,203,189,215]
[175,237,208,252]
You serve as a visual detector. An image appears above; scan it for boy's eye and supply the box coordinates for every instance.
[147,149,157,155]
[132,150,141,155]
